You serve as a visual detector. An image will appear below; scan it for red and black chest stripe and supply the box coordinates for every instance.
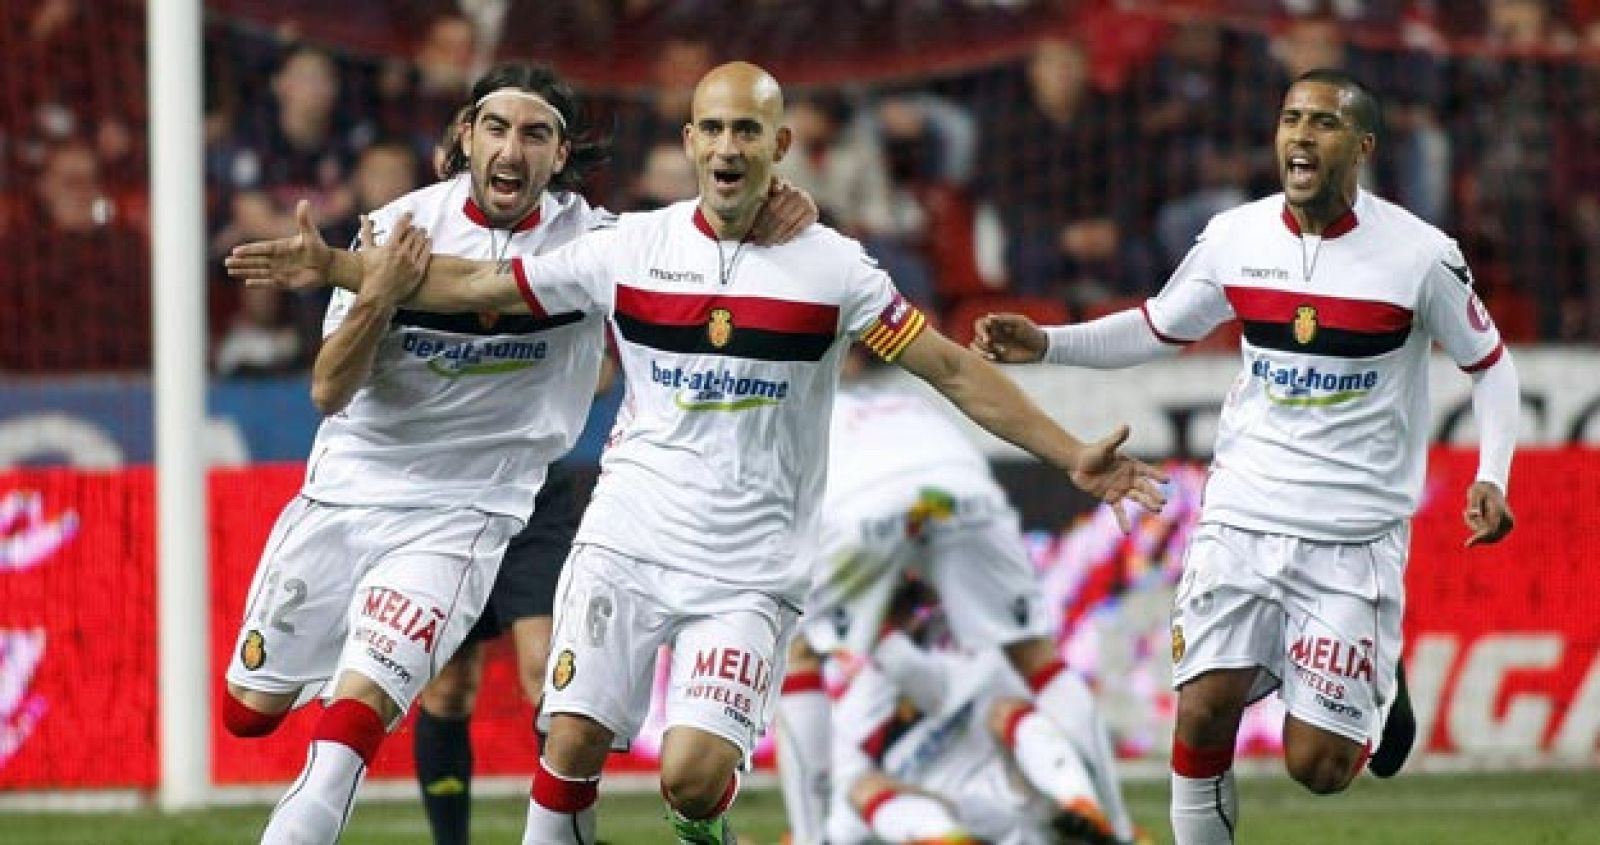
[613,285,838,362]
[1226,286,1412,358]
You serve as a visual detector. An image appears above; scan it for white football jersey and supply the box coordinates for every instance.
[302,175,611,519]
[824,381,1001,512]
[510,200,928,602]
[1145,190,1503,541]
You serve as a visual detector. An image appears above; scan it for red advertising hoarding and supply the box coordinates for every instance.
[1,451,1596,790]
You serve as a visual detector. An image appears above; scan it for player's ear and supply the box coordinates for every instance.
[773,125,792,163]
[553,139,570,175]
[1358,131,1376,163]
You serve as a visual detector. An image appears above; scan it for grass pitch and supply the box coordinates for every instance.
[3,770,1597,844]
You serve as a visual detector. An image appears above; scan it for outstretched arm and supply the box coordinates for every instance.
[972,309,1176,368]
[895,327,1166,528]
[226,200,530,314]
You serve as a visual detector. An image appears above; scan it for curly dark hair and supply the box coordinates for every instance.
[440,63,610,194]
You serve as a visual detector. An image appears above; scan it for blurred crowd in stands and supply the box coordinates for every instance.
[3,0,1600,375]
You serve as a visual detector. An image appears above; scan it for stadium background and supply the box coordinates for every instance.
[1,0,1598,840]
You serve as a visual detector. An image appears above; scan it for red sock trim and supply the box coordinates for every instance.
[222,694,286,738]
[1171,738,1234,778]
[781,670,825,695]
[860,788,900,826]
[661,773,739,820]
[1002,705,1037,750]
[531,757,599,813]
[1354,740,1373,776]
[709,773,738,817]
[313,699,387,766]
[1027,659,1068,694]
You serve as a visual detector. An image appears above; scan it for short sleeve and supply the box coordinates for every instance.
[1143,221,1235,343]
[321,288,354,338]
[509,225,619,317]
[1417,240,1503,372]
[841,248,927,362]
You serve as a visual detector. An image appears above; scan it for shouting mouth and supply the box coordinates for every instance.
[1285,151,1318,191]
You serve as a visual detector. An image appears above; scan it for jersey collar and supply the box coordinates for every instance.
[462,196,542,233]
[692,205,720,240]
[1280,196,1359,239]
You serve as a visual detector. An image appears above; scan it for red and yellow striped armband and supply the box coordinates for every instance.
[859,293,927,362]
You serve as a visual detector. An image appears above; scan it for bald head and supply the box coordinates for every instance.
[682,61,792,238]
[692,62,784,123]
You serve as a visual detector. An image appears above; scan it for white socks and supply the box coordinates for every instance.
[260,741,366,844]
[776,670,831,845]
[1032,664,1135,840]
[1171,770,1238,845]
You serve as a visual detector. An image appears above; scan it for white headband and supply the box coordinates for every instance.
[474,89,567,130]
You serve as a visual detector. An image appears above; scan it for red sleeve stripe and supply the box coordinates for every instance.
[1223,286,1412,333]
[1462,343,1504,373]
[615,285,838,333]
[861,309,927,362]
[1140,302,1193,346]
[860,789,900,825]
[511,258,549,319]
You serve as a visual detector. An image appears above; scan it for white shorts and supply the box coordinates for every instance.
[541,544,798,761]
[225,496,520,714]
[801,490,1052,657]
[1170,522,1407,745]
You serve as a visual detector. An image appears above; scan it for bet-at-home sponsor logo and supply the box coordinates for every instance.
[403,334,547,377]
[650,360,789,411]
[1250,359,1378,407]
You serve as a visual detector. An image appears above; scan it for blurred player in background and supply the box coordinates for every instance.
[973,69,1519,845]
[229,61,1167,845]
[825,576,1144,845]
[219,62,816,845]
[777,348,1136,845]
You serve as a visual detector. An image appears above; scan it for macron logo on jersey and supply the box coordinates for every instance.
[402,334,548,378]
[650,359,791,411]
[1250,358,1379,408]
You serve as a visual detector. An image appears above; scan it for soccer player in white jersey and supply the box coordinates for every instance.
[218,63,814,845]
[824,577,1139,845]
[972,70,1520,845]
[217,63,610,845]
[228,61,1167,845]
[777,350,1135,845]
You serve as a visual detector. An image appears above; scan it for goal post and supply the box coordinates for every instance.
[149,0,211,811]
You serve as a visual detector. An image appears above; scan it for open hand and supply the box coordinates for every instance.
[1464,480,1514,547]
[224,199,333,291]
[971,313,1049,363]
[1068,424,1169,532]
[748,177,818,245]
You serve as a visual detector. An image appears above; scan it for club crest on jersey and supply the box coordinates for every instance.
[1171,625,1186,663]
[707,307,734,348]
[1293,305,1318,345]
[241,629,266,671]
[552,649,576,690]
